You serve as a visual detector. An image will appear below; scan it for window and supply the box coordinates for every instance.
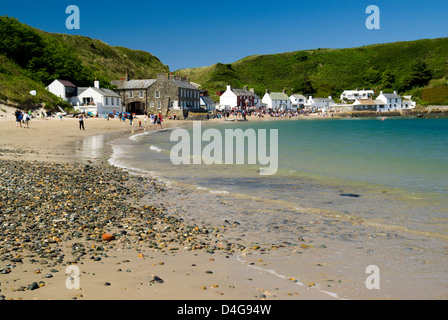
[155,91,160,98]
[139,91,144,98]
[128,91,133,98]
[150,101,154,108]
[157,101,161,109]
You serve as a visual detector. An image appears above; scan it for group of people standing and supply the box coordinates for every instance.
[15,110,32,128]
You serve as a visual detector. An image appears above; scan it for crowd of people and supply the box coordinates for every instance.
[209,107,323,120]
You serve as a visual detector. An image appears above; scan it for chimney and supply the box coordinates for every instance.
[243,86,248,91]
[283,88,287,94]
[125,73,130,81]
[394,91,397,95]
[266,89,270,94]
[94,78,100,89]
[157,73,169,81]
[250,88,255,93]
[227,85,232,91]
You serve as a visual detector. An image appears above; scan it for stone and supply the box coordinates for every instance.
[28,282,39,291]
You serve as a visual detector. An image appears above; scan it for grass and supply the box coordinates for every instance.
[177,38,448,105]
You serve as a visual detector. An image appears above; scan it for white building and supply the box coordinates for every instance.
[375,91,418,112]
[200,95,216,111]
[47,79,123,114]
[290,94,306,108]
[219,85,259,109]
[340,89,375,102]
[305,96,335,111]
[352,92,416,112]
[262,90,292,110]
[46,79,77,103]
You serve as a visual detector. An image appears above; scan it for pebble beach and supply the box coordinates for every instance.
[0,109,339,300]
[1,108,446,301]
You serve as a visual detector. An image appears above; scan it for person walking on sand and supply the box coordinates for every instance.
[153,114,158,130]
[157,112,163,130]
[78,114,85,131]
[23,112,30,128]
[15,110,22,128]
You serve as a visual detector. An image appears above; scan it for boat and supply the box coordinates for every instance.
[225,119,235,122]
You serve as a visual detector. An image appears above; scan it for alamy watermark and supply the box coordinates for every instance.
[365,265,380,290]
[170,121,279,176]
[65,265,81,290]
[366,5,380,30]
[66,5,80,30]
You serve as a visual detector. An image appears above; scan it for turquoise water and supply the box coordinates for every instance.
[109,117,448,239]
[102,116,448,299]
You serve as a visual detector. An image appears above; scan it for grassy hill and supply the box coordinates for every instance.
[0,16,169,110]
[178,38,448,105]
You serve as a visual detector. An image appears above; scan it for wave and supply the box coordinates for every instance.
[149,145,164,153]
[237,254,346,300]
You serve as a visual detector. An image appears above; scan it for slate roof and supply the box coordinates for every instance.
[57,80,77,87]
[266,92,290,100]
[201,96,215,106]
[78,87,121,97]
[111,79,156,90]
[381,93,401,99]
[170,79,199,90]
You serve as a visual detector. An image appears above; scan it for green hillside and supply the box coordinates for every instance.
[178,39,448,105]
[0,16,169,109]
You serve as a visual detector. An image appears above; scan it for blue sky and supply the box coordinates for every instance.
[2,0,447,71]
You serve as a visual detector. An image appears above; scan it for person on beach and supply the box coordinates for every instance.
[153,114,158,130]
[23,112,30,128]
[157,113,163,130]
[78,114,85,130]
[129,113,134,126]
[15,110,22,128]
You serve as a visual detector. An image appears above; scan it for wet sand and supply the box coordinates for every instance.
[1,110,446,301]
[0,112,337,300]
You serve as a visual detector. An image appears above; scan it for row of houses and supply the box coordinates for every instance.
[47,73,205,118]
[47,76,416,116]
[218,86,416,113]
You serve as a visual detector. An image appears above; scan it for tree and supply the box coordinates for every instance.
[363,67,381,86]
[381,69,395,88]
[402,59,432,90]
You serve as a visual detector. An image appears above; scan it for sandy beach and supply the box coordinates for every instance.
[2,107,447,302]
[0,107,341,301]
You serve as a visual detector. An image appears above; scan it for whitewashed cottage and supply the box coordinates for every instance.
[262,90,292,110]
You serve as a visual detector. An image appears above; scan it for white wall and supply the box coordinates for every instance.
[75,88,122,114]
[262,94,272,109]
[220,86,237,108]
[47,80,66,100]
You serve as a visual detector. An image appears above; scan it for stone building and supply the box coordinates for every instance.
[112,73,201,118]
[111,77,155,114]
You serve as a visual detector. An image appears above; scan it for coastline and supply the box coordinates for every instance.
[1,113,446,300]
[0,115,339,300]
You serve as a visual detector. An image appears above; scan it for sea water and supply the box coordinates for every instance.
[105,116,448,299]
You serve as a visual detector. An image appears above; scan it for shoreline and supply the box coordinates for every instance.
[0,116,340,300]
[1,115,447,300]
